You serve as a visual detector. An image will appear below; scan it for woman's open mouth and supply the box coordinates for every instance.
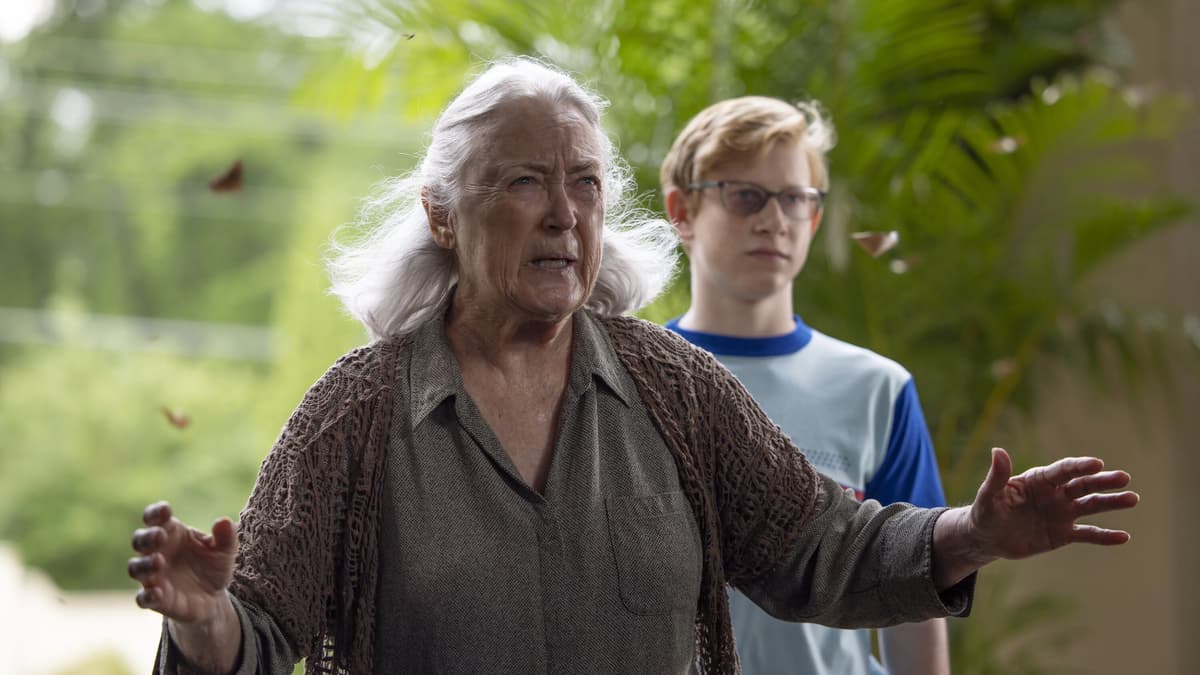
[531,257,576,270]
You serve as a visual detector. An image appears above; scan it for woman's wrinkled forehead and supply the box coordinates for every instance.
[469,100,606,178]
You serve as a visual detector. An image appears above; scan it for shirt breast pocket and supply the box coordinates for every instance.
[605,491,702,616]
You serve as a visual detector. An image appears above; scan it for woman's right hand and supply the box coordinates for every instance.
[128,501,237,623]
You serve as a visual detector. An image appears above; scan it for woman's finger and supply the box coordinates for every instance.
[1063,471,1131,500]
[127,552,163,580]
[1070,523,1131,546]
[135,587,161,609]
[1028,456,1104,486]
[1073,491,1140,518]
[142,501,173,527]
[127,555,150,579]
[131,526,164,554]
[976,448,1013,500]
[211,517,236,552]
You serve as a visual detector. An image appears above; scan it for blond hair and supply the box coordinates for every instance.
[660,96,836,203]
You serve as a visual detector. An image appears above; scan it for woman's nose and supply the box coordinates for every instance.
[544,182,578,230]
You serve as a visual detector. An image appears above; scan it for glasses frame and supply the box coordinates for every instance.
[687,180,827,220]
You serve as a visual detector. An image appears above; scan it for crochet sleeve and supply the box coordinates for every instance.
[670,330,823,586]
[600,314,971,629]
[153,594,296,675]
[674,330,975,626]
[739,474,973,627]
[226,341,395,672]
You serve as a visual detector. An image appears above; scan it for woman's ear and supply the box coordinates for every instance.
[422,187,456,249]
[665,188,695,242]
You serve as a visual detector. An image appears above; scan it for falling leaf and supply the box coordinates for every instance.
[161,405,190,430]
[1122,84,1161,108]
[850,231,899,258]
[988,136,1025,154]
[1183,314,1200,352]
[208,160,243,193]
[989,358,1016,380]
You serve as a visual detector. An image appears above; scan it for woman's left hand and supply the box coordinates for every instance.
[932,448,1138,588]
[970,447,1138,558]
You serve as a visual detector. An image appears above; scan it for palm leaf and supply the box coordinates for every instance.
[295,3,1191,672]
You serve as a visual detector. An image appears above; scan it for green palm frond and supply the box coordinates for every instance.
[294,3,1191,672]
[948,564,1084,675]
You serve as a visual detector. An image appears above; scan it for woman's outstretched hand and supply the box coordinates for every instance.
[129,501,236,620]
[129,501,241,672]
[971,448,1138,557]
[933,448,1139,589]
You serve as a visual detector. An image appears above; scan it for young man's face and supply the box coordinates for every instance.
[669,138,822,305]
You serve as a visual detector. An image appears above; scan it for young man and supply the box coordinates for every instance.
[660,97,951,675]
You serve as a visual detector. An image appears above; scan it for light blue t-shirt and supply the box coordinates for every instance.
[667,316,946,675]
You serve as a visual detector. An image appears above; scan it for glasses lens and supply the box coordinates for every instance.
[780,189,820,219]
[721,183,768,216]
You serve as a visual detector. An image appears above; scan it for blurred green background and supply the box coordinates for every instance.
[1,0,1196,673]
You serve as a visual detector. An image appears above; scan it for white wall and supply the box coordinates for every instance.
[0,543,161,675]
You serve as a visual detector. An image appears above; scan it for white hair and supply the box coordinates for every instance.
[327,57,680,339]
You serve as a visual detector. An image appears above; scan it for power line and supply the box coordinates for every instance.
[0,306,276,361]
[2,77,417,143]
[11,48,307,94]
[13,33,333,72]
[0,166,318,204]
[0,193,300,226]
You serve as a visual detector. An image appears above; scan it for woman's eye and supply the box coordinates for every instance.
[572,176,601,201]
[511,176,536,186]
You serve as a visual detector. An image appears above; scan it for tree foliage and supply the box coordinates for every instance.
[308,1,1193,671]
[0,1,1193,672]
[320,0,1193,488]
[0,0,380,589]
[0,344,270,590]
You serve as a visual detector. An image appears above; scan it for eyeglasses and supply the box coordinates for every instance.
[688,180,826,220]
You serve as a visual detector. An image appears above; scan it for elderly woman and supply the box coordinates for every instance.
[128,57,1137,675]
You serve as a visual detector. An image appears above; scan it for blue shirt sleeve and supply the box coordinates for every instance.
[864,379,947,508]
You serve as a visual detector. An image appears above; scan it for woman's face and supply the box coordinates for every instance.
[443,99,606,324]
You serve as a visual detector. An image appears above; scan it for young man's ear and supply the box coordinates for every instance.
[422,187,456,250]
[665,187,695,242]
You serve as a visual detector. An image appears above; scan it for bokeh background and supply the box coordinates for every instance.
[0,0,1196,673]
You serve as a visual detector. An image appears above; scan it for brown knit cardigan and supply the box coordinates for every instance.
[229,314,819,674]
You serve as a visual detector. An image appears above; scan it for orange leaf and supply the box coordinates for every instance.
[208,160,243,193]
[850,230,899,258]
[161,405,190,430]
